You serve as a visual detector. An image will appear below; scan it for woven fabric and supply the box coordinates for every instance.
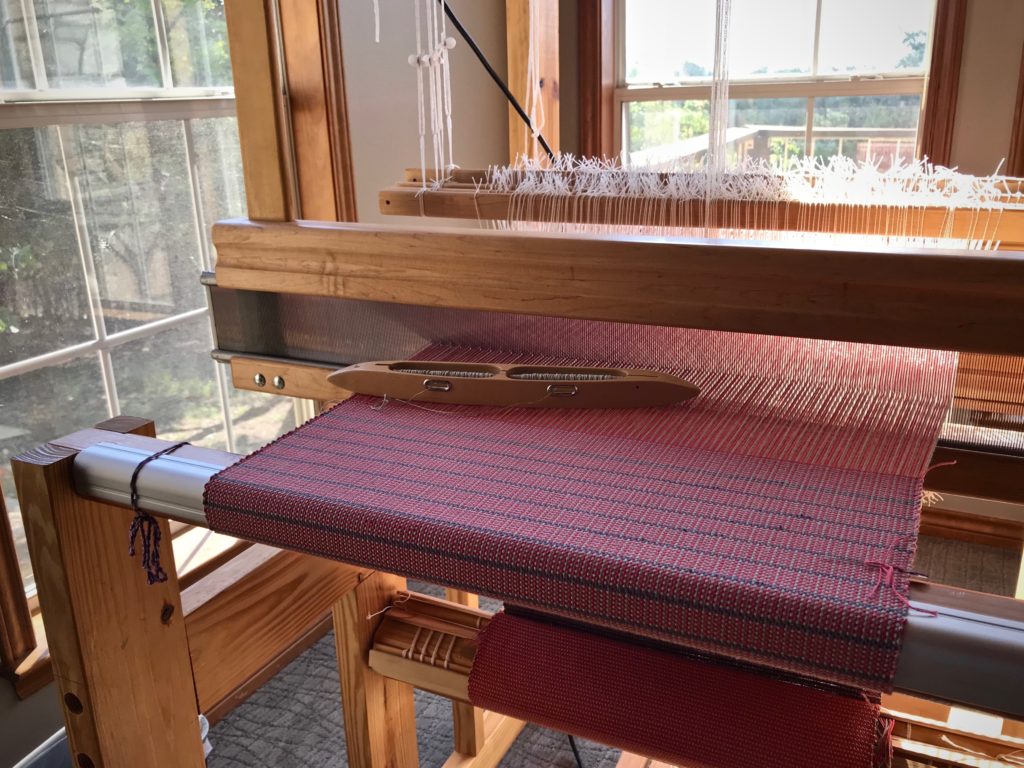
[205,337,956,690]
[468,611,885,768]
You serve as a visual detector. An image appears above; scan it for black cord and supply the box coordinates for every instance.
[434,0,555,161]
[567,735,585,768]
[127,441,189,584]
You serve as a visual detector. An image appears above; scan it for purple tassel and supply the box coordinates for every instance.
[128,511,167,584]
[127,441,189,584]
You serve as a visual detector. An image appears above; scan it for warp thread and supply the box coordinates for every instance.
[863,559,937,618]
[128,441,189,585]
[366,589,411,620]
[874,716,895,768]
[920,459,957,509]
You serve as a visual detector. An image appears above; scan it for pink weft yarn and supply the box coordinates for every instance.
[205,338,955,691]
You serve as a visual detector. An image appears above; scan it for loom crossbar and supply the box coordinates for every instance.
[379,184,1024,247]
[211,219,1024,356]
[381,167,1024,249]
[72,438,1024,719]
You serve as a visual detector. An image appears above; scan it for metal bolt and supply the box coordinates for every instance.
[254,373,266,387]
[273,375,286,390]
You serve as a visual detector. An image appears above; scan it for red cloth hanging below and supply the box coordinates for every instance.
[468,611,888,768]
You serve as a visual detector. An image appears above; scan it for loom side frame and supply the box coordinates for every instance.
[13,424,526,768]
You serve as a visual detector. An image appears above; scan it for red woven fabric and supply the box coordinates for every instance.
[469,611,886,768]
[205,337,955,690]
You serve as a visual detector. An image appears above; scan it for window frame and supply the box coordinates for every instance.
[0,1,282,606]
[595,0,966,164]
[1,0,235,100]
[0,100,246,450]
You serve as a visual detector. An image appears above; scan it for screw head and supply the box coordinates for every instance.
[253,373,266,387]
[272,375,286,390]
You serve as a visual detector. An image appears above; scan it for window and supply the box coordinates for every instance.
[618,0,937,168]
[0,0,298,596]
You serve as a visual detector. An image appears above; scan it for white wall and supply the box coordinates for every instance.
[949,0,1024,174]
[339,0,510,224]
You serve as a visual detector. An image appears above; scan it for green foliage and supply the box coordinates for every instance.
[897,30,928,70]
[0,129,90,362]
[104,0,163,85]
[814,95,922,129]
[18,0,231,87]
[629,100,710,154]
[681,61,710,78]
[162,0,233,87]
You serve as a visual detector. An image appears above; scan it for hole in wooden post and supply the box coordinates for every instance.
[161,603,175,624]
[385,199,391,205]
[64,693,84,714]
[76,754,95,768]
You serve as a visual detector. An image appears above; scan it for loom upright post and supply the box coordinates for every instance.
[11,417,205,768]
[333,571,420,768]
[445,589,487,756]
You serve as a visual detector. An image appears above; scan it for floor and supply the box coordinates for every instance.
[207,536,1020,767]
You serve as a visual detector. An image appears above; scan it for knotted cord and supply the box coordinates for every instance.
[127,441,189,585]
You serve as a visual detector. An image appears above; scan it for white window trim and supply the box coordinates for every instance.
[0,96,235,129]
[0,87,234,104]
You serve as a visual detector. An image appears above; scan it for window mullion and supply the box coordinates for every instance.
[183,115,235,449]
[812,0,823,78]
[614,0,627,87]
[56,125,105,349]
[57,123,120,417]
[0,306,209,381]
[182,119,213,271]
[150,0,175,89]
[214,363,237,453]
[0,97,236,131]
[18,0,49,90]
[616,77,926,105]
[806,97,815,158]
[98,349,120,418]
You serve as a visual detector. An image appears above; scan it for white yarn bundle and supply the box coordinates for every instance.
[405,0,457,188]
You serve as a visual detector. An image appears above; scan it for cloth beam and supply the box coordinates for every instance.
[205,335,956,691]
[469,611,887,768]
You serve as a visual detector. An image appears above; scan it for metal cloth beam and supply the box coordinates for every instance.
[72,439,1024,718]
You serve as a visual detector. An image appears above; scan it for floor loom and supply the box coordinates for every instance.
[10,0,1023,763]
[10,193,1024,768]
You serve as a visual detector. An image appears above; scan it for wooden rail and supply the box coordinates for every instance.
[212,218,1024,355]
[381,168,1024,249]
[379,184,1024,248]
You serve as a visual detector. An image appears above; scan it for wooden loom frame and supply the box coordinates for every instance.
[9,3,1024,768]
